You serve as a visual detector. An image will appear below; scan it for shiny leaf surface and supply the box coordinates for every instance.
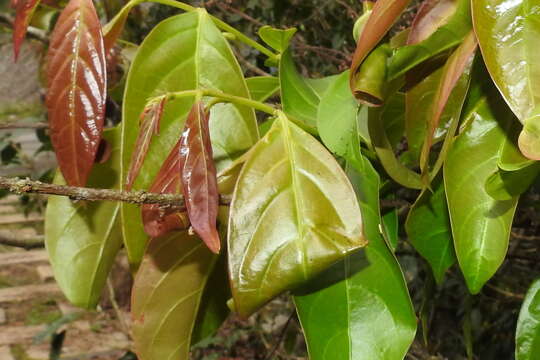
[406,175,455,283]
[228,112,366,317]
[444,83,519,294]
[46,0,106,187]
[180,102,220,254]
[12,0,41,60]
[246,76,280,102]
[121,10,258,266]
[317,71,360,157]
[132,231,217,360]
[295,139,416,360]
[485,162,540,201]
[126,97,166,191]
[45,128,122,309]
[516,278,540,360]
[349,0,411,97]
[353,44,391,107]
[472,0,540,159]
[388,0,471,79]
[141,138,189,239]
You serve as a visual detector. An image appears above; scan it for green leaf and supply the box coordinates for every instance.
[382,199,399,252]
[246,76,280,102]
[352,1,374,42]
[132,231,217,360]
[353,43,392,107]
[444,80,519,294]
[406,175,455,284]
[499,116,536,171]
[294,139,416,360]
[45,128,123,309]
[258,25,297,53]
[516,278,540,360]
[279,48,322,134]
[485,162,540,201]
[381,91,406,149]
[472,0,540,159]
[228,112,366,317]
[388,0,471,79]
[121,10,258,266]
[317,71,362,157]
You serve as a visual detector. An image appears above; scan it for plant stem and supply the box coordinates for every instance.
[0,176,231,208]
[159,89,278,116]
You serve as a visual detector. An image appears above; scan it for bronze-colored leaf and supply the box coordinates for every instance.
[12,0,41,60]
[141,139,189,238]
[126,97,166,191]
[45,0,107,187]
[180,101,220,254]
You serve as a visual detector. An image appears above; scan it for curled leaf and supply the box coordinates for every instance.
[46,0,107,187]
[180,102,220,254]
[141,139,189,238]
[12,0,41,60]
[126,97,166,191]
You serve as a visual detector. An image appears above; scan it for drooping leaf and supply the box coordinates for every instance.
[45,128,123,309]
[46,0,106,187]
[131,231,217,360]
[246,76,280,102]
[472,0,540,160]
[228,112,366,317]
[353,43,392,106]
[444,78,519,294]
[406,175,455,284]
[180,101,220,254]
[516,278,540,360]
[141,139,189,239]
[294,137,416,360]
[126,97,166,191]
[102,0,135,55]
[258,25,297,53]
[12,0,41,60]
[419,31,476,177]
[121,10,258,266]
[388,0,471,79]
[317,71,362,156]
[485,162,540,201]
[349,0,412,97]
[499,116,536,171]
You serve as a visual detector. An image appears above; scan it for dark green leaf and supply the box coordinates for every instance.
[353,44,392,107]
[406,175,455,283]
[516,278,540,360]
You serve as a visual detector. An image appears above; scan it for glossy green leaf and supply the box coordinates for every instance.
[45,128,123,309]
[132,231,217,360]
[258,25,297,53]
[353,44,392,106]
[516,278,540,360]
[382,200,399,252]
[352,1,374,42]
[472,0,540,160]
[499,116,536,171]
[485,162,540,201]
[279,48,321,134]
[121,10,258,266]
[294,137,416,360]
[228,112,366,317]
[388,0,471,80]
[317,71,362,156]
[246,76,280,102]
[444,83,519,294]
[406,175,455,284]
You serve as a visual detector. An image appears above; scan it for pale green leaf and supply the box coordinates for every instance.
[516,278,540,360]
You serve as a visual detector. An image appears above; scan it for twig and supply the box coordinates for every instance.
[381,198,411,209]
[0,176,231,209]
[264,311,295,360]
[511,231,540,241]
[107,277,130,337]
[485,284,524,300]
[234,50,271,77]
[0,232,44,249]
[0,122,49,130]
[214,2,264,27]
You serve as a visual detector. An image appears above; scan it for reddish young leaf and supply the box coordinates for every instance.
[125,98,166,191]
[103,7,131,57]
[407,0,456,45]
[180,102,220,254]
[141,139,189,238]
[45,0,107,187]
[12,0,41,61]
[349,0,412,99]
